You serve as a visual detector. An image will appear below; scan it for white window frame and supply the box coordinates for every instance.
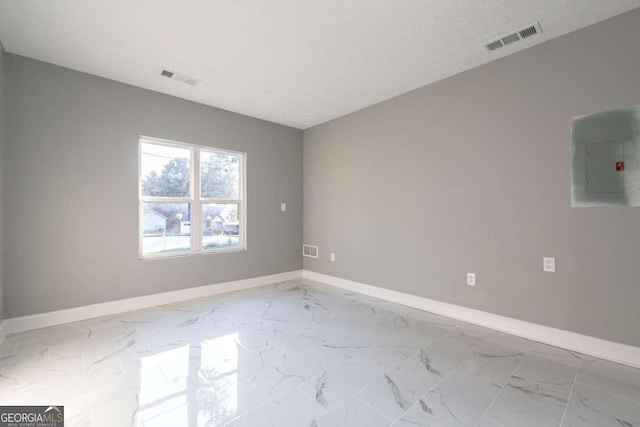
[138,136,247,259]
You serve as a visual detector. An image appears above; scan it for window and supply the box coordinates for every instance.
[139,137,245,258]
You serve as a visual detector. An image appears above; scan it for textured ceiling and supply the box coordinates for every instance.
[0,1,639,129]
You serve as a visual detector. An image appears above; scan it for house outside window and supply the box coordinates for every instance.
[139,137,246,258]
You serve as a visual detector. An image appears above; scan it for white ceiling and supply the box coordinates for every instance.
[0,1,639,129]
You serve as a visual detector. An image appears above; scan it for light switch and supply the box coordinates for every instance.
[281,203,286,212]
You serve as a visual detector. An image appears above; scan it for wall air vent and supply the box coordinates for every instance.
[160,68,201,86]
[302,244,319,258]
[485,22,542,52]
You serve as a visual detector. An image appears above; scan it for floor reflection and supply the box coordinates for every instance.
[138,333,242,426]
[1,281,639,427]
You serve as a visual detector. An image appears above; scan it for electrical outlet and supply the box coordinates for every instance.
[330,253,336,262]
[281,203,286,212]
[543,257,556,273]
[467,273,476,286]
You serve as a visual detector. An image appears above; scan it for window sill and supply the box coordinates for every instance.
[139,247,246,260]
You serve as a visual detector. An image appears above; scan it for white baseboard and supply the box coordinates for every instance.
[2,270,303,335]
[4,267,638,369]
[303,270,640,369]
[0,320,6,348]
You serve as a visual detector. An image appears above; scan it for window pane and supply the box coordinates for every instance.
[200,151,240,199]
[142,202,191,255]
[140,142,191,197]
[202,203,240,250]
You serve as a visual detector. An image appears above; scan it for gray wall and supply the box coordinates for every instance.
[304,9,640,347]
[5,54,303,318]
[0,42,5,322]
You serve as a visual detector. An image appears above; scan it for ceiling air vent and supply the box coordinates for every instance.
[486,40,504,51]
[485,22,542,52]
[183,78,201,86]
[519,24,539,39]
[501,33,520,46]
[160,68,201,86]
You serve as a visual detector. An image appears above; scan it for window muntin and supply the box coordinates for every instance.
[139,137,245,258]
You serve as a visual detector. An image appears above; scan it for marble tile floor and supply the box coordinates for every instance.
[1,279,639,427]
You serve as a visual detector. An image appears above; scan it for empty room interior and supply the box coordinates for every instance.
[1,1,640,426]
